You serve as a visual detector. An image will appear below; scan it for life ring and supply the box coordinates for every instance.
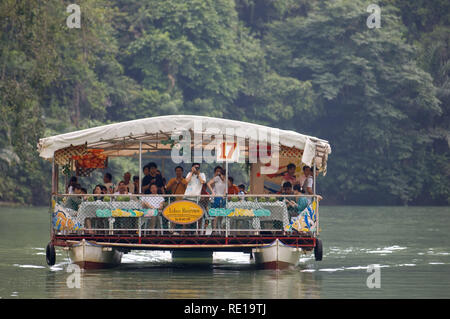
[46,242,56,266]
[314,238,323,261]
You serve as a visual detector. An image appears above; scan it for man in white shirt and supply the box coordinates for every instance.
[302,166,314,196]
[302,166,323,203]
[184,163,206,196]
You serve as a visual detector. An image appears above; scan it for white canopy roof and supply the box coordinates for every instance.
[37,115,331,168]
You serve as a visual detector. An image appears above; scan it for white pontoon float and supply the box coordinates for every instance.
[38,115,331,269]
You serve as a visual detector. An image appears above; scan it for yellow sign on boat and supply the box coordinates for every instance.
[162,200,204,224]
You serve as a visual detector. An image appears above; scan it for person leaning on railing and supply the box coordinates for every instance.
[279,182,298,219]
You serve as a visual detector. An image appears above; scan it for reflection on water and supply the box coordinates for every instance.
[41,251,322,299]
[1,206,449,298]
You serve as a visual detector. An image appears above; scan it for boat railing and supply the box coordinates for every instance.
[50,193,320,238]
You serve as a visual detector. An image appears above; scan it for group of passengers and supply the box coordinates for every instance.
[65,162,245,209]
[65,161,321,233]
[278,163,322,218]
[66,161,320,207]
[138,162,243,198]
[65,162,246,235]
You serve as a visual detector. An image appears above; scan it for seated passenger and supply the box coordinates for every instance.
[80,187,88,200]
[289,183,320,219]
[92,184,104,201]
[114,181,132,196]
[279,182,297,215]
[281,182,294,195]
[65,183,82,210]
[238,184,246,201]
[115,172,134,194]
[100,185,107,194]
[278,182,293,195]
[141,184,165,235]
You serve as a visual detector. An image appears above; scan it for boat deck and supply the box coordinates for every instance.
[53,234,316,252]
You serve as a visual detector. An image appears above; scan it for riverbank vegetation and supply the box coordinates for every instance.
[0,0,448,206]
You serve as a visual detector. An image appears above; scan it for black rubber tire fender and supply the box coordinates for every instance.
[46,242,56,266]
[314,238,323,261]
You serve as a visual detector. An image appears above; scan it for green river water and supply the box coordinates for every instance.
[0,205,449,299]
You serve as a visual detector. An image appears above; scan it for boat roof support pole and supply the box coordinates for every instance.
[313,159,316,196]
[52,159,58,194]
[225,160,229,194]
[225,160,229,238]
[313,156,319,236]
[139,141,142,194]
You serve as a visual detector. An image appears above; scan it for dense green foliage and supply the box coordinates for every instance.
[0,0,448,205]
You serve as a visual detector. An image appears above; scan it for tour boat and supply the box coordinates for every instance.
[38,115,331,269]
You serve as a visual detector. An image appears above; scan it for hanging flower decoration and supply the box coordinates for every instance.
[72,149,107,168]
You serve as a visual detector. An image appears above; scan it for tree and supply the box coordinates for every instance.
[264,0,442,204]
[0,0,128,204]
[387,0,450,204]
[0,0,447,206]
